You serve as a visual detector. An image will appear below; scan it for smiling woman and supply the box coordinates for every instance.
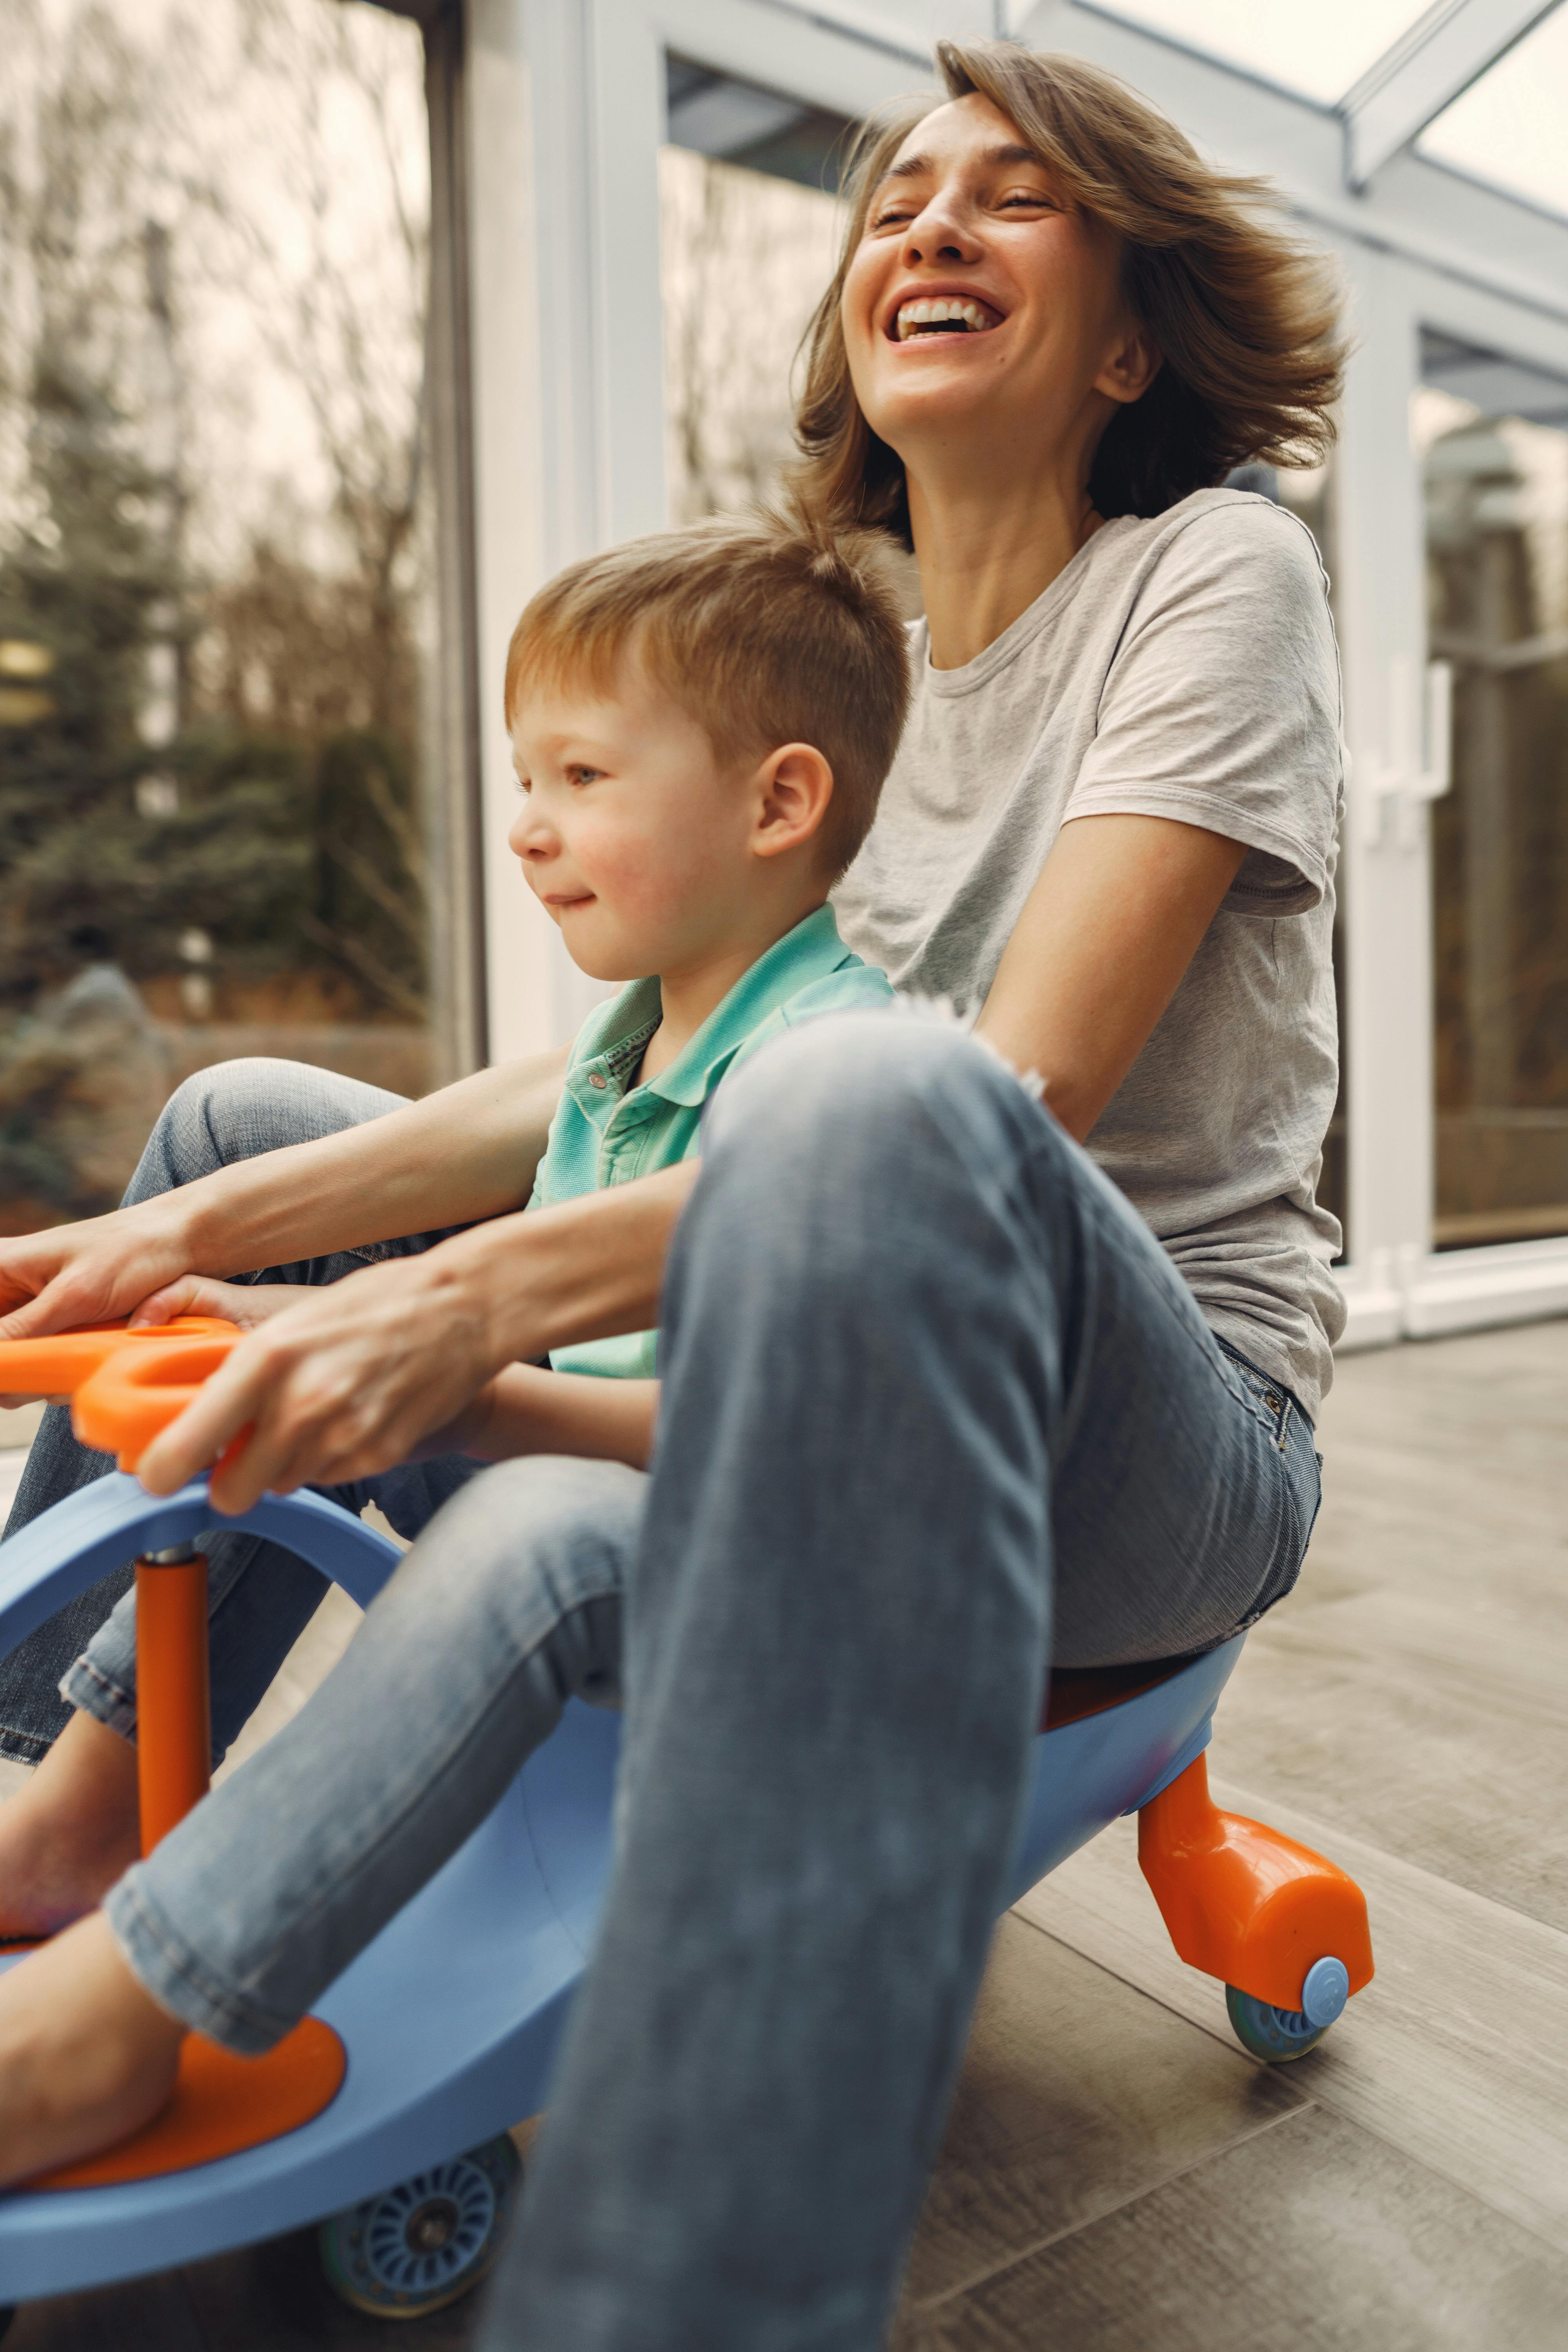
[799,44,1342,543]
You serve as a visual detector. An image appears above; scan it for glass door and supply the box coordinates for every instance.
[0,0,459,1239]
[1419,331,1568,1250]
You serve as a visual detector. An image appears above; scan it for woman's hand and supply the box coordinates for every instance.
[135,1246,503,1516]
[0,1200,198,1346]
[131,1163,695,1514]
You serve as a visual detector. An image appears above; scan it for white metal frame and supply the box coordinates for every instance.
[460,0,1568,1351]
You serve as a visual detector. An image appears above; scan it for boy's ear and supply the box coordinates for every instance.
[751,743,834,860]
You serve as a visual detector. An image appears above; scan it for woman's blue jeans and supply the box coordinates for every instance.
[0,1020,1320,2351]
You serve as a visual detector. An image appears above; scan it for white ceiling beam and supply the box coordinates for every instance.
[1343,0,1563,191]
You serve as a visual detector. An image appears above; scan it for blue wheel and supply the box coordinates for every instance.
[1226,1955,1349,2062]
[1225,1984,1325,2060]
[319,2134,522,2318]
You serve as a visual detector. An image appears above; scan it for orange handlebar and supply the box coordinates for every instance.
[0,1317,242,1471]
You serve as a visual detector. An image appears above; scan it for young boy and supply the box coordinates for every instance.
[419,503,909,1459]
[0,505,911,2183]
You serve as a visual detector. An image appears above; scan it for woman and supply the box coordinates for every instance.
[0,40,1343,2350]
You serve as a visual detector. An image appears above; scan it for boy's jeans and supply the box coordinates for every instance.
[6,1018,1322,2351]
[0,1057,481,1766]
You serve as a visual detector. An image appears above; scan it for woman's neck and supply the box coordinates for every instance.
[909,461,1102,672]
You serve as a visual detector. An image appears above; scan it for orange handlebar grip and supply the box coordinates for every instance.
[135,1550,212,1855]
[73,1332,242,1472]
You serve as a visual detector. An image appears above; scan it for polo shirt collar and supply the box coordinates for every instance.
[568,904,855,1114]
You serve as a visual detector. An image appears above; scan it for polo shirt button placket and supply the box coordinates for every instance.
[588,1072,608,1091]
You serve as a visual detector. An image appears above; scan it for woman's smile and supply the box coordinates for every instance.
[888,288,1005,341]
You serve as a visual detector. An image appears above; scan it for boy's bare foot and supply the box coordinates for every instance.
[0,1712,142,1940]
[0,1911,184,2184]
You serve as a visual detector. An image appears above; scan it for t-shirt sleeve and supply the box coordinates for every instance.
[1065,501,1343,914]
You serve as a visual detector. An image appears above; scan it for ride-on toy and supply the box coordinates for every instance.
[0,1321,1373,2324]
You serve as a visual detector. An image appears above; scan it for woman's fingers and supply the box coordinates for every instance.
[135,1255,498,1512]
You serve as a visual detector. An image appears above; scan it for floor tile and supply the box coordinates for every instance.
[902,1914,1305,2304]
[895,2105,1568,2352]
[1018,1779,1568,2253]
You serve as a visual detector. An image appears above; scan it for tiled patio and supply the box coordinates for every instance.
[4,1319,1568,2348]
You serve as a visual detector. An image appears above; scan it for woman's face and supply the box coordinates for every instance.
[841,93,1147,488]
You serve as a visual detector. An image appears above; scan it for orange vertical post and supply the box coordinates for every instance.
[135,1544,212,1856]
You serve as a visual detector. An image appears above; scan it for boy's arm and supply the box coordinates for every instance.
[0,1046,569,1342]
[428,1364,658,1472]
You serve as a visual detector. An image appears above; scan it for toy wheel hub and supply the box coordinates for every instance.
[363,2159,497,2294]
[405,2194,462,2254]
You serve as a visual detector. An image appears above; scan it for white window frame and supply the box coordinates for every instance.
[459,0,1568,1350]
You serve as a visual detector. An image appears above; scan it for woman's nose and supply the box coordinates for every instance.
[903,194,981,269]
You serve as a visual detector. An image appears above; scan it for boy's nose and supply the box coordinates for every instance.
[508,804,557,860]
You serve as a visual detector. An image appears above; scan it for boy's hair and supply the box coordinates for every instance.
[504,508,911,877]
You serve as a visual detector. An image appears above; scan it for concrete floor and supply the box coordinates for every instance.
[4,1319,1567,2348]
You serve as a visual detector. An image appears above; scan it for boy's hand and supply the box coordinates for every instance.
[130,1277,315,1331]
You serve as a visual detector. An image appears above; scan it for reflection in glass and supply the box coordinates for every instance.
[0,0,438,1235]
[1420,331,1568,1248]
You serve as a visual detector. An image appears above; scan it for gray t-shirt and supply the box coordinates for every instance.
[832,486,1345,1419]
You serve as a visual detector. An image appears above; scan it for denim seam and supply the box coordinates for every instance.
[107,1875,295,2052]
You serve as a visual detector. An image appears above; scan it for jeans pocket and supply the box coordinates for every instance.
[1216,1341,1297,1452]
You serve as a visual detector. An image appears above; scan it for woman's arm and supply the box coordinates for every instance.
[0,1047,569,1343]
[135,1162,697,1513]
[975,813,1247,1142]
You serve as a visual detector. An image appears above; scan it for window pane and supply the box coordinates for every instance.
[661,60,848,527]
[1419,5,1568,225]
[0,0,443,1235]
[1088,2,1437,106]
[1420,331,1568,1249]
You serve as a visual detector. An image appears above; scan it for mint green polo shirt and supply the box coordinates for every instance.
[531,904,895,1379]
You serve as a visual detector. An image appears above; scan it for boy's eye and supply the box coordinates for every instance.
[513,775,531,795]
[568,765,603,786]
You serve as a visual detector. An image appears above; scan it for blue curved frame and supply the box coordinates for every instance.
[0,1474,1241,2301]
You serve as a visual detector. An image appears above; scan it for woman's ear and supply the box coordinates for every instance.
[751,742,835,861]
[1097,321,1161,409]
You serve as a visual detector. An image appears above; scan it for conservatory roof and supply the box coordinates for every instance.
[1092,1,1568,217]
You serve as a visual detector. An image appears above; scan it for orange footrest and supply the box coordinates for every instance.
[24,2015,346,2192]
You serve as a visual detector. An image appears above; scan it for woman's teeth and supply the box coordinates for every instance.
[895,296,998,340]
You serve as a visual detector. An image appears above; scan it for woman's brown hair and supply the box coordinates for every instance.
[794,39,1345,537]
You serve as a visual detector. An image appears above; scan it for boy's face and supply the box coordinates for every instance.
[507,659,767,983]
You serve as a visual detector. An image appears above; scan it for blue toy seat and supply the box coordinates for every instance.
[0,1473,1240,2300]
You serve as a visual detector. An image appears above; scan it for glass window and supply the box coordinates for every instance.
[1087,3,1439,105]
[1419,5,1568,221]
[0,0,448,1237]
[661,58,851,528]
[1419,330,1568,1249]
